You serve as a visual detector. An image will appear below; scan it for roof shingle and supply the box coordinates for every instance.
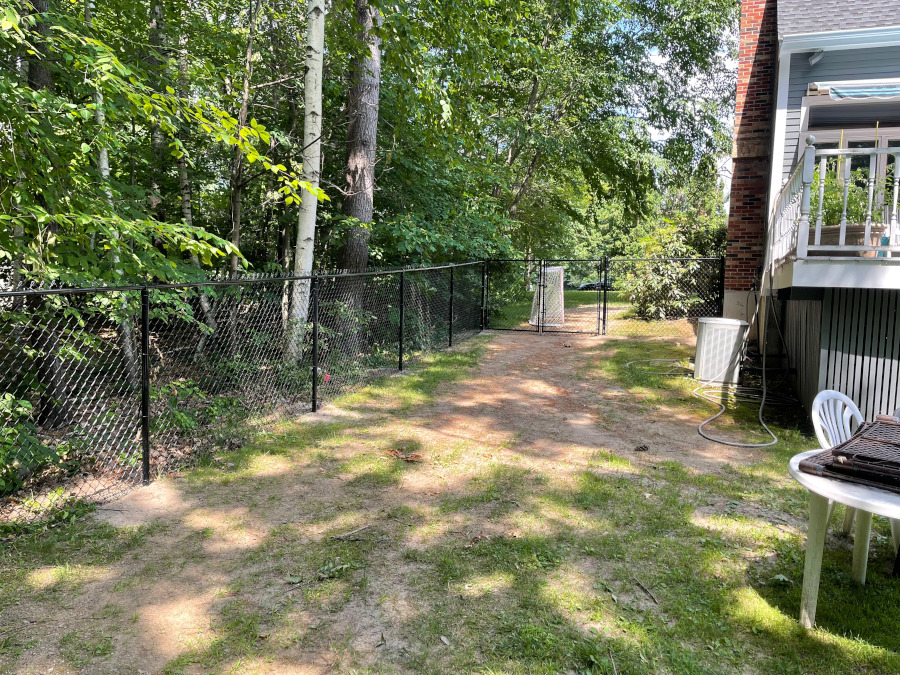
[778,0,900,38]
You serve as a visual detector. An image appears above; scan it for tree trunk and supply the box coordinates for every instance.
[27,0,53,91]
[174,37,218,359]
[279,202,291,331]
[337,0,381,273]
[287,0,326,358]
[509,149,543,219]
[229,0,263,278]
[334,0,381,357]
[148,0,167,222]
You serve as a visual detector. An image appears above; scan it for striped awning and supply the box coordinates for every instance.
[807,78,900,100]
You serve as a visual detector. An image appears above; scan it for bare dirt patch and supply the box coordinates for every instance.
[2,330,808,674]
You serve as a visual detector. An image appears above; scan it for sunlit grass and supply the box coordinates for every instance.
[5,333,900,674]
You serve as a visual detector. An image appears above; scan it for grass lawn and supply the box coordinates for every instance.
[490,289,628,330]
[3,332,900,674]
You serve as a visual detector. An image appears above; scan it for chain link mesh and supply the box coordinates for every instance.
[605,258,723,337]
[1,263,484,526]
[1,258,721,524]
[0,290,143,524]
[485,260,540,331]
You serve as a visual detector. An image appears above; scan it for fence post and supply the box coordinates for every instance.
[480,260,487,331]
[311,277,319,413]
[718,255,726,317]
[602,257,609,336]
[140,286,150,486]
[596,261,602,335]
[399,271,405,371]
[448,266,455,347]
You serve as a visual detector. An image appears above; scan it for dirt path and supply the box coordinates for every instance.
[3,331,792,674]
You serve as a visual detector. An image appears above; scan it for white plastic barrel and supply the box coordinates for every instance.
[694,317,748,385]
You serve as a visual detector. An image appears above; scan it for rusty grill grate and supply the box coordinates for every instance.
[800,421,900,493]
[840,421,900,448]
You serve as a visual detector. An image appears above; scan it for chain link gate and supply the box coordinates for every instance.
[486,257,724,336]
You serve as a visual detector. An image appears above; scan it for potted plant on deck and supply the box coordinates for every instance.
[808,163,891,258]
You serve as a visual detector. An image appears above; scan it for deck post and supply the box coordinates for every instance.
[797,139,816,259]
[891,153,900,257]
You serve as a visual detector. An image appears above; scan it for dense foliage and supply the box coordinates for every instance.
[1,0,737,288]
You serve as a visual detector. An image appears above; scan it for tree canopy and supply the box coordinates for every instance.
[0,0,737,288]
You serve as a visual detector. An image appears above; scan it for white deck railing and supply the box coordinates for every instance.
[768,138,900,269]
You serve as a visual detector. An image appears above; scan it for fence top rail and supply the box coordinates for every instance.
[0,261,484,299]
[486,257,723,263]
[609,257,723,262]
[317,260,482,280]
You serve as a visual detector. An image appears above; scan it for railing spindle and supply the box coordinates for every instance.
[815,156,826,245]
[839,158,851,246]
[865,152,877,246]
[891,154,900,254]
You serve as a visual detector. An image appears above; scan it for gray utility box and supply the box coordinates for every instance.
[694,317,748,385]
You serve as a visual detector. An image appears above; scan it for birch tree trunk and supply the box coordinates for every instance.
[287,0,325,359]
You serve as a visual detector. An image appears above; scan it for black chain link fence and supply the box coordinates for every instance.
[1,256,722,525]
[604,258,724,337]
[1,262,485,526]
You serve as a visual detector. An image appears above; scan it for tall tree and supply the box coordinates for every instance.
[288,0,326,356]
[86,0,140,386]
[147,0,167,223]
[229,0,264,277]
[336,0,381,272]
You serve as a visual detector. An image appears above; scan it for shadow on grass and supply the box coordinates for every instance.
[4,333,900,674]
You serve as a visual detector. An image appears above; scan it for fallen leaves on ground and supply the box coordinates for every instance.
[386,449,424,462]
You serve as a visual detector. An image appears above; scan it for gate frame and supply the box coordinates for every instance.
[485,256,726,337]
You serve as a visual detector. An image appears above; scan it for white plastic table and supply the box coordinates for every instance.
[789,449,900,628]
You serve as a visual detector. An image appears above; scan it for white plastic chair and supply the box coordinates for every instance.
[811,390,863,534]
[812,390,862,449]
[811,390,900,553]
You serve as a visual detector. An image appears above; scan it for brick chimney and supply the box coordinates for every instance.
[724,0,777,307]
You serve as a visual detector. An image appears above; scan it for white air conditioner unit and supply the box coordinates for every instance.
[695,317,748,385]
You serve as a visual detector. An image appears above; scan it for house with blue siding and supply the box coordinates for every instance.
[725,0,900,420]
